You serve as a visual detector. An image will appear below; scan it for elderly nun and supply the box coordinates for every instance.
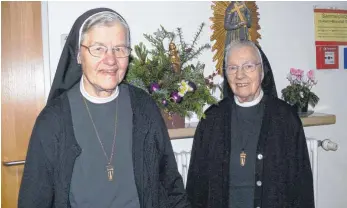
[18,7,190,208]
[186,40,315,208]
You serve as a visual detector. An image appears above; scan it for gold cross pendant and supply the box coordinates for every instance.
[240,151,247,166]
[106,164,114,181]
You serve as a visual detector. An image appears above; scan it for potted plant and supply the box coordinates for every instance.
[125,23,218,128]
[281,68,319,113]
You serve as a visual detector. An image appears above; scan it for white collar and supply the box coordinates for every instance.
[80,76,119,104]
[234,89,264,107]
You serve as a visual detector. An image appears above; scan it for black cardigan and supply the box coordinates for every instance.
[186,95,315,208]
[18,84,190,208]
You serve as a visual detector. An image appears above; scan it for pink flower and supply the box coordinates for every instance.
[297,69,304,77]
[290,68,304,79]
[307,70,315,81]
[294,69,303,80]
[290,68,298,75]
[287,68,318,89]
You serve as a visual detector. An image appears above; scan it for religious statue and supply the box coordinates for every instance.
[224,1,252,46]
[210,1,261,74]
[169,42,181,73]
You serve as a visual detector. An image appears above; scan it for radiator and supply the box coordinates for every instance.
[174,138,338,207]
[307,139,319,206]
[174,150,191,186]
[306,138,338,207]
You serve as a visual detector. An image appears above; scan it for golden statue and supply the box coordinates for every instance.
[210,1,261,74]
[169,42,181,73]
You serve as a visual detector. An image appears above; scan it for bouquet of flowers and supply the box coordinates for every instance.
[281,68,319,110]
[125,23,218,119]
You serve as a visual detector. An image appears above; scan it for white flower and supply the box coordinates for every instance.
[178,80,191,97]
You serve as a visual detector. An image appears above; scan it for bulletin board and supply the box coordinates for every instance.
[314,8,347,70]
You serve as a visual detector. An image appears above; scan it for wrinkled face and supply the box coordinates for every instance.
[226,45,263,103]
[78,22,129,93]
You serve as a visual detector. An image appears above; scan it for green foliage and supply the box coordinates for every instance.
[281,69,319,108]
[281,84,319,108]
[125,23,217,119]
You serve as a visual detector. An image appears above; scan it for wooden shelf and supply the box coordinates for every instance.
[301,113,336,127]
[169,113,336,140]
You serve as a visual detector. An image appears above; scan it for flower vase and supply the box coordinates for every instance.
[293,102,308,113]
[161,110,185,129]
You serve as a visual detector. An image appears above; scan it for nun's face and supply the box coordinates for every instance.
[226,45,263,103]
[79,22,129,97]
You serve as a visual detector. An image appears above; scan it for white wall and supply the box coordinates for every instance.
[46,1,347,208]
[257,2,347,208]
[47,1,215,84]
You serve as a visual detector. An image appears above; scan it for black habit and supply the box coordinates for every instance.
[186,45,315,208]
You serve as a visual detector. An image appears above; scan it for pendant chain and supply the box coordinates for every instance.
[82,96,118,166]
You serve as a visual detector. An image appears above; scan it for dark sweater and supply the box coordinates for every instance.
[229,99,264,208]
[68,83,140,208]
[186,95,315,208]
[18,84,190,208]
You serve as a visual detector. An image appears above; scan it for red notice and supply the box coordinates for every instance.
[316,45,339,69]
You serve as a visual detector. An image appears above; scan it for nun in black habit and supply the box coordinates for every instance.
[186,41,315,208]
[18,7,190,208]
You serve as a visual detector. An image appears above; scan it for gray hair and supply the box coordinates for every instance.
[224,41,263,67]
[78,11,130,48]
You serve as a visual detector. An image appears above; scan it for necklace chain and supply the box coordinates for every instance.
[82,96,118,165]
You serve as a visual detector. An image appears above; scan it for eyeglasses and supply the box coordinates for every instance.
[226,63,261,74]
[80,44,132,58]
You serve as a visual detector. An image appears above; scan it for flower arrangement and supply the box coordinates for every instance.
[281,68,319,111]
[125,23,218,119]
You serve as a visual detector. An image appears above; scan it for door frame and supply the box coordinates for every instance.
[41,1,52,102]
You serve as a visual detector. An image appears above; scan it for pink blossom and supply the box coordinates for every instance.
[290,68,304,79]
[290,68,298,75]
[297,69,304,76]
[287,68,318,88]
[295,69,303,79]
[307,70,315,81]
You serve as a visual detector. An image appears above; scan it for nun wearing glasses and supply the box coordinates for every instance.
[19,8,190,208]
[186,40,315,208]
